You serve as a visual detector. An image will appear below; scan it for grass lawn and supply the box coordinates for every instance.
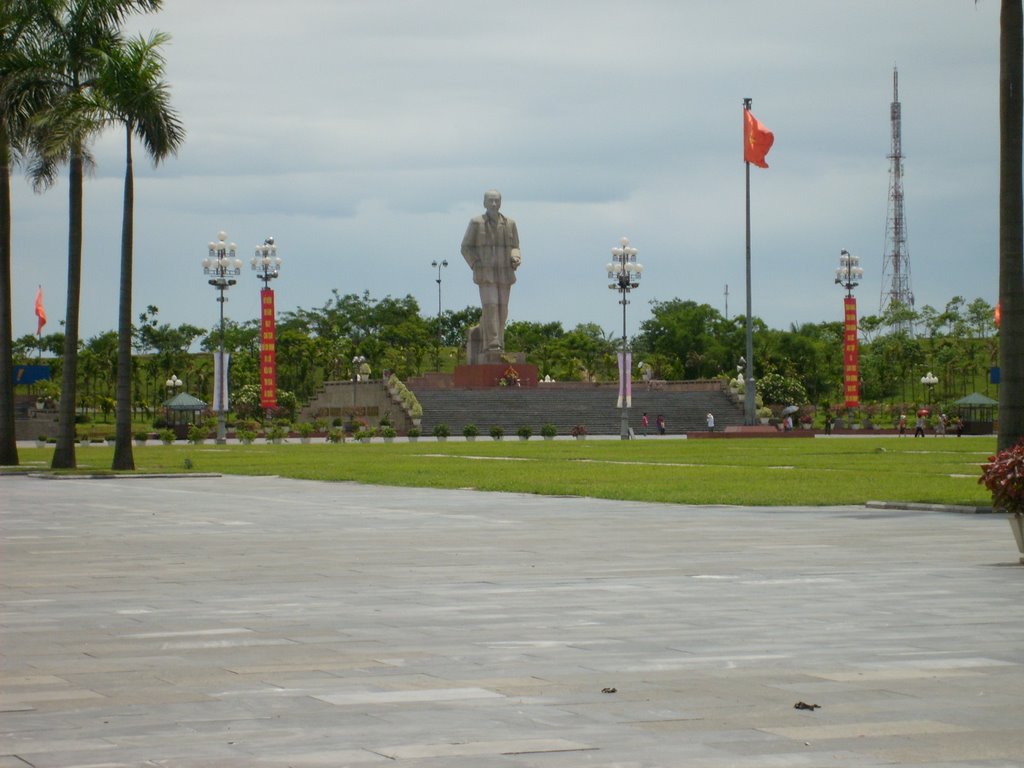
[9,435,998,508]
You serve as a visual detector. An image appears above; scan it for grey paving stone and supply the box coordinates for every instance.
[2,474,1022,767]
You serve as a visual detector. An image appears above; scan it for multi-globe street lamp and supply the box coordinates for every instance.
[165,374,183,395]
[251,236,282,286]
[921,371,939,403]
[431,259,448,370]
[606,236,643,440]
[202,231,242,444]
[834,248,863,296]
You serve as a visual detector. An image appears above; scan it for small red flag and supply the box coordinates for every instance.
[34,285,46,335]
[744,108,774,168]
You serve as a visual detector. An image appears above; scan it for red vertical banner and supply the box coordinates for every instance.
[260,288,277,409]
[843,296,859,408]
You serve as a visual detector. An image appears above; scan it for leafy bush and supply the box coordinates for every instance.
[407,427,421,438]
[326,428,345,443]
[463,423,479,437]
[979,440,1024,513]
[186,423,207,443]
[158,428,175,444]
[380,426,397,439]
[517,425,532,439]
[433,423,450,438]
[490,425,504,439]
[571,424,588,437]
[541,423,558,438]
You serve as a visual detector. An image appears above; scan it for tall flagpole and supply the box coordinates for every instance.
[743,98,756,425]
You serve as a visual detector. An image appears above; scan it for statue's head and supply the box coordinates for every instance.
[483,189,502,215]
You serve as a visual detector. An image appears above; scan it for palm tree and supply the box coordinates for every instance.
[29,0,162,469]
[0,0,58,465]
[998,0,1023,451]
[90,32,183,470]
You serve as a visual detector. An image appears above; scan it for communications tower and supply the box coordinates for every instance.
[879,66,914,332]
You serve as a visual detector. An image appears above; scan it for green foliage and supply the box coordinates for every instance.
[541,423,558,438]
[433,423,450,438]
[186,424,206,444]
[489,425,504,439]
[517,426,532,439]
[979,440,1024,513]
[462,423,479,437]
[757,370,808,406]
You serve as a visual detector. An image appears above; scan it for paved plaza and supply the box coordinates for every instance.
[1,472,1022,767]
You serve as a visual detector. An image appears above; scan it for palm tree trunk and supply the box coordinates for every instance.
[112,126,135,469]
[51,149,84,469]
[998,0,1024,451]
[0,137,18,465]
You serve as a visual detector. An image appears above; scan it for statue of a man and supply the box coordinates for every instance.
[461,189,520,360]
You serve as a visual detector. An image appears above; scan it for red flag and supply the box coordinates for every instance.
[34,285,46,335]
[744,108,774,168]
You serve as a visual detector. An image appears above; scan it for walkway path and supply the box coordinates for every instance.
[2,474,1021,767]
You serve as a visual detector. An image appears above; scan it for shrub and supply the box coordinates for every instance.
[134,431,149,441]
[266,424,287,442]
[380,426,397,439]
[490,425,504,439]
[186,423,207,443]
[296,421,315,437]
[571,424,588,437]
[517,425,532,439]
[463,423,479,437]
[158,428,175,444]
[237,428,257,443]
[433,423,450,438]
[979,440,1024,513]
[407,427,421,438]
[541,423,558,438]
[326,428,345,443]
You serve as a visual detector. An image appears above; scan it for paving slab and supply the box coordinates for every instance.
[1,473,1022,767]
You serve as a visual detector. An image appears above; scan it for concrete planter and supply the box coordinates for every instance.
[1010,512,1024,565]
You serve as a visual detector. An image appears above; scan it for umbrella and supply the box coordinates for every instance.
[781,405,799,416]
[917,408,929,417]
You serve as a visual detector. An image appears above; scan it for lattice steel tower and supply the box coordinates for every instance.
[879,66,914,332]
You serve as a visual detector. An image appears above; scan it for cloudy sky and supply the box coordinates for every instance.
[10,1,1001,350]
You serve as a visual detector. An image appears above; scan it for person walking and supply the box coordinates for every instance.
[641,412,649,436]
[914,413,926,437]
[898,414,907,436]
[656,414,666,435]
[706,412,715,432]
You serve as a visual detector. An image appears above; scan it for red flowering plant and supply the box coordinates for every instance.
[978,439,1024,513]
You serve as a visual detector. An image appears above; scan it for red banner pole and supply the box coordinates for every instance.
[843,296,859,409]
[260,288,277,410]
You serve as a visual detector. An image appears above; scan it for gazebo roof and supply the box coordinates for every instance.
[162,392,207,411]
[952,392,998,407]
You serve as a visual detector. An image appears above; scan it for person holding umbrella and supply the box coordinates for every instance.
[914,409,928,437]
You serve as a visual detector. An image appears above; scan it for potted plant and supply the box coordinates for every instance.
[541,423,557,440]
[433,423,450,441]
[326,428,345,444]
[979,440,1024,564]
[756,406,772,425]
[380,425,397,443]
[517,425,532,441]
[407,426,420,443]
[490,425,504,441]
[187,423,207,444]
[463,423,479,441]
[35,434,47,448]
[159,428,175,445]
[266,424,287,444]
[354,428,375,443]
[571,424,588,440]
[134,431,149,446]
[296,421,315,443]
[237,428,257,445]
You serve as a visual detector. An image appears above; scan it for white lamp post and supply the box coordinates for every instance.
[607,236,643,440]
[251,236,282,287]
[834,248,863,297]
[202,231,242,444]
[921,371,939,403]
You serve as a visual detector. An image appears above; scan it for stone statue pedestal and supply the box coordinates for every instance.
[453,363,538,389]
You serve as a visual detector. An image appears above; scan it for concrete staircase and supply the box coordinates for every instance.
[411,384,744,436]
